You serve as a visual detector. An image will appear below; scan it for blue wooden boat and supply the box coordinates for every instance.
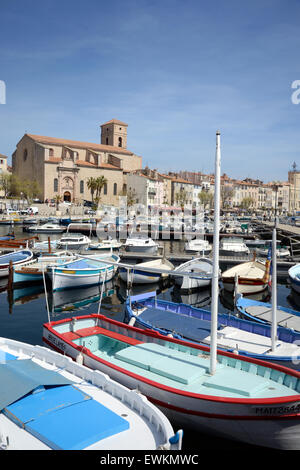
[288,263,300,294]
[236,294,300,331]
[0,336,182,450]
[125,291,300,370]
[0,249,33,278]
[46,254,120,291]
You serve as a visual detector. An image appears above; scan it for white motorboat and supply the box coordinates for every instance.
[0,336,182,450]
[256,246,290,258]
[89,238,122,251]
[118,258,175,284]
[27,223,65,234]
[173,257,214,290]
[219,237,250,256]
[184,238,212,255]
[124,236,159,254]
[57,233,91,250]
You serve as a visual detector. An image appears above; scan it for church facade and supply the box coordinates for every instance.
[12,119,142,205]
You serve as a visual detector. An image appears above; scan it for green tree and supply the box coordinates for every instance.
[95,176,107,200]
[240,197,254,210]
[198,190,213,209]
[0,173,13,198]
[175,189,188,209]
[87,177,97,202]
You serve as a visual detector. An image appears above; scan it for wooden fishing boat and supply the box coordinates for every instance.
[43,132,300,450]
[0,336,182,450]
[236,294,300,332]
[43,313,300,450]
[288,263,300,294]
[0,249,33,278]
[125,291,300,370]
[118,258,174,284]
[173,257,214,290]
[46,253,120,291]
[12,251,77,285]
[221,259,270,294]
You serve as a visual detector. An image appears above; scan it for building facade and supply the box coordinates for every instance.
[12,119,142,205]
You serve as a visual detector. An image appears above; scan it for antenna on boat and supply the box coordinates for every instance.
[210,130,221,376]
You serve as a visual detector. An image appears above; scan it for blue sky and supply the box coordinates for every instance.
[0,0,299,181]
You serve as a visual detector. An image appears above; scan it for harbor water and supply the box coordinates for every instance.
[0,225,299,451]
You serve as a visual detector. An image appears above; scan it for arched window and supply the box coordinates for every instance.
[54,178,58,192]
[113,183,117,195]
[49,148,54,157]
[106,137,109,145]
[80,180,84,194]
[118,137,122,147]
[104,183,107,195]
[23,149,28,161]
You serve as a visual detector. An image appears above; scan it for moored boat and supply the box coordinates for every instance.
[236,293,300,332]
[125,291,300,369]
[43,313,300,450]
[0,336,182,450]
[219,237,250,257]
[57,233,91,250]
[12,251,77,285]
[288,263,300,294]
[0,249,33,278]
[46,253,120,291]
[184,238,212,254]
[173,257,214,290]
[26,223,65,234]
[124,235,159,254]
[221,259,270,294]
[118,258,174,284]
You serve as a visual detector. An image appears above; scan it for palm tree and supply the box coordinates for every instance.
[87,177,97,203]
[95,176,108,201]
[54,194,62,210]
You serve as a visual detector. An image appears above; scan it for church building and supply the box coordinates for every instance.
[12,119,142,205]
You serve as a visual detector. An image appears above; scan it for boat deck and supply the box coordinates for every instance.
[132,306,300,358]
[242,304,300,331]
[0,342,171,450]
[62,325,300,399]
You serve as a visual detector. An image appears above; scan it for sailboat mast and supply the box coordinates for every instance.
[210,130,221,375]
[271,220,278,351]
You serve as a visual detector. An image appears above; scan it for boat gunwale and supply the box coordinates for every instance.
[43,313,300,408]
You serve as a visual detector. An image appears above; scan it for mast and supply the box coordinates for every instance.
[271,214,278,351]
[210,130,221,375]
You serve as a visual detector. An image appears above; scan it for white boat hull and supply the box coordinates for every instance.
[47,266,117,291]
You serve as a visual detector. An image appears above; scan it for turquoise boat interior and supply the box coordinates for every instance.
[53,318,300,400]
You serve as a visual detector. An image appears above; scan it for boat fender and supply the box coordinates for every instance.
[128,317,136,326]
[76,352,84,364]
[233,344,239,355]
[167,333,173,338]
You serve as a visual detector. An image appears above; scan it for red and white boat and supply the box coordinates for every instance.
[43,313,300,450]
